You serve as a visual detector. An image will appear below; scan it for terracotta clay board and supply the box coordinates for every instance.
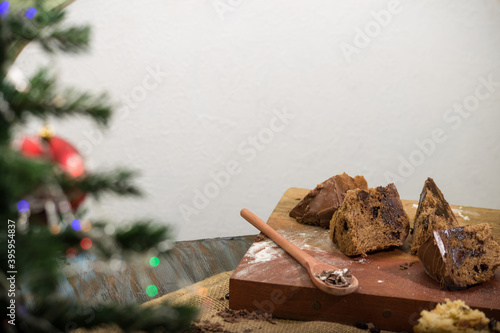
[229,187,500,332]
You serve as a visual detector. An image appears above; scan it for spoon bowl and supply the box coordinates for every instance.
[240,208,359,296]
[308,261,359,296]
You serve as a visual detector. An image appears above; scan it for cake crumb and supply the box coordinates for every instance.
[414,299,500,332]
[217,308,276,325]
[254,234,267,242]
[400,261,419,270]
[190,320,233,332]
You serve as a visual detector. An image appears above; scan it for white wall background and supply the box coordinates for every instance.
[15,0,500,241]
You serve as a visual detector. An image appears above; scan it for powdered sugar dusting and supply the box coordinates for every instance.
[355,258,371,264]
[413,204,474,221]
[245,239,284,264]
[452,207,473,221]
[274,227,333,252]
[232,239,303,281]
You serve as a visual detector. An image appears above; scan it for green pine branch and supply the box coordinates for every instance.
[2,4,89,65]
[1,68,112,128]
[60,169,142,201]
[42,26,90,53]
[0,147,53,218]
[20,298,197,333]
[15,226,64,297]
[115,221,170,253]
[60,220,170,258]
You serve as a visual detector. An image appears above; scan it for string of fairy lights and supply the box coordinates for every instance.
[0,1,37,18]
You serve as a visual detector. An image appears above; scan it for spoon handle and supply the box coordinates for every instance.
[240,208,318,268]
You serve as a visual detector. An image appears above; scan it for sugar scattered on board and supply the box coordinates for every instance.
[355,258,371,264]
[245,239,282,264]
[274,227,332,252]
[452,207,471,221]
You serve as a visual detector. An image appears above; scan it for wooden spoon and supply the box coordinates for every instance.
[240,208,359,296]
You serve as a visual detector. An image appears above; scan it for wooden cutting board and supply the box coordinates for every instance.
[229,188,500,332]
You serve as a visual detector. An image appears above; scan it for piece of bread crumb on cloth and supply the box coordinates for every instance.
[414,299,500,333]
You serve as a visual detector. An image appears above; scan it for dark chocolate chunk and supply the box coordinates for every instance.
[355,321,368,329]
[358,190,370,201]
[315,268,352,287]
[489,318,498,331]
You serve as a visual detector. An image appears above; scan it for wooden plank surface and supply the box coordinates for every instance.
[229,188,500,332]
[62,235,255,304]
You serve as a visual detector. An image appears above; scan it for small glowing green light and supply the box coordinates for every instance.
[146,285,158,297]
[149,256,160,267]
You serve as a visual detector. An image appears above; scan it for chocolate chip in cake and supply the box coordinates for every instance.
[358,190,370,201]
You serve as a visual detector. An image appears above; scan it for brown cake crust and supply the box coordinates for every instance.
[289,173,367,229]
[418,223,500,289]
[410,178,460,255]
[329,183,410,256]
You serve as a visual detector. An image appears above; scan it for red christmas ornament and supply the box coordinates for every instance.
[18,128,87,210]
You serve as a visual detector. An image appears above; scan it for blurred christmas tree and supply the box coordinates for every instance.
[0,1,196,332]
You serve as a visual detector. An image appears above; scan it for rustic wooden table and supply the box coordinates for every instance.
[63,235,256,304]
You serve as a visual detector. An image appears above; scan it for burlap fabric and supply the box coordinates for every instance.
[146,271,395,333]
[77,270,397,333]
